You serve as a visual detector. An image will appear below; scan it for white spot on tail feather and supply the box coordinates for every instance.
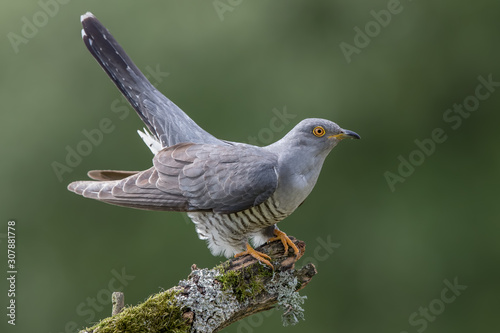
[80,12,95,22]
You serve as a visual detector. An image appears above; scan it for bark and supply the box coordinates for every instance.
[80,237,317,333]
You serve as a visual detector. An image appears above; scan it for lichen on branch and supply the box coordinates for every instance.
[80,237,317,333]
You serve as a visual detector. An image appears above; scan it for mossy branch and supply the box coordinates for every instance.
[80,237,317,333]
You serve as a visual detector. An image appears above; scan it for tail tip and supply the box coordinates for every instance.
[67,182,78,193]
[81,12,95,23]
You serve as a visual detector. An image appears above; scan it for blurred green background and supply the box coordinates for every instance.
[1,1,499,332]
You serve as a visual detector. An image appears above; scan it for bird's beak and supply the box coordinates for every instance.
[329,129,361,140]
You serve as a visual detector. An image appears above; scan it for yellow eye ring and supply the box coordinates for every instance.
[313,126,326,137]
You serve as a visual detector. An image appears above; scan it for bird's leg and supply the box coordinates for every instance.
[267,229,300,257]
[235,243,274,269]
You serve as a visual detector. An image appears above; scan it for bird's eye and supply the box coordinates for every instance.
[313,126,325,137]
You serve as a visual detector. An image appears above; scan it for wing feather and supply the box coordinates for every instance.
[68,143,278,214]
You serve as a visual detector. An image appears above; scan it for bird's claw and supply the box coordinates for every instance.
[235,243,274,269]
[267,229,300,257]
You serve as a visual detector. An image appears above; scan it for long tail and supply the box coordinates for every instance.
[80,12,225,148]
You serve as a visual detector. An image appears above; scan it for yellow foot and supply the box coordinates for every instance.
[267,229,300,257]
[235,243,273,269]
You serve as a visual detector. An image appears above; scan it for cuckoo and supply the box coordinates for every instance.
[68,13,360,267]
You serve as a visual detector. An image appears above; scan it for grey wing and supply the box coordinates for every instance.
[80,12,225,147]
[67,143,278,213]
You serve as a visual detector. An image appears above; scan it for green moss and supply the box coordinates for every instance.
[216,264,273,303]
[214,260,231,272]
[81,288,190,333]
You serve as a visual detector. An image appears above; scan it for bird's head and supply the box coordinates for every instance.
[281,118,360,155]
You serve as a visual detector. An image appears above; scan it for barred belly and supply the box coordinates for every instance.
[188,195,289,258]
